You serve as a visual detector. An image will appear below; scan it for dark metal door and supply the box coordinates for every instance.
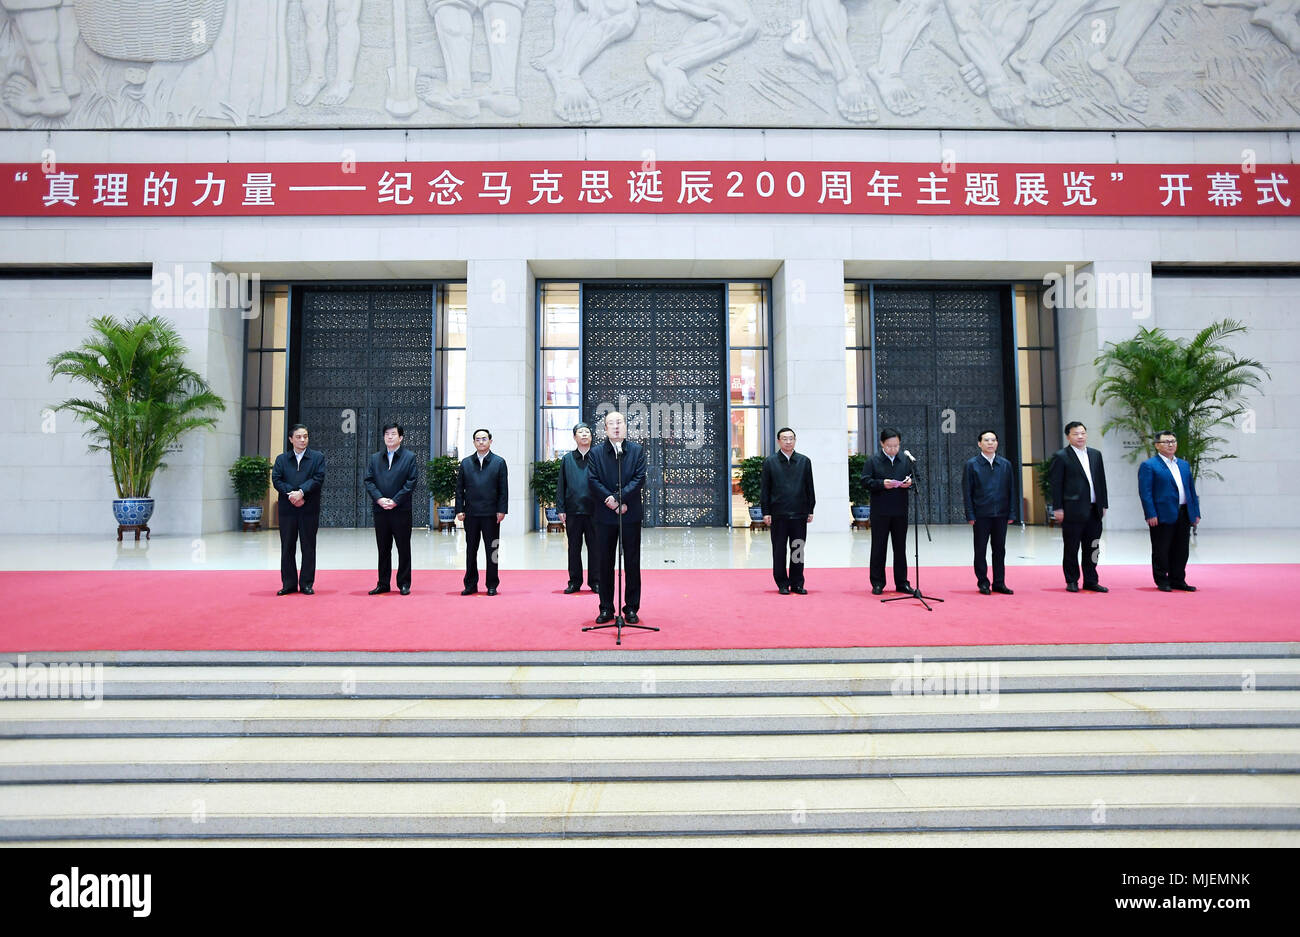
[872,286,1012,525]
[582,284,729,527]
[297,285,432,528]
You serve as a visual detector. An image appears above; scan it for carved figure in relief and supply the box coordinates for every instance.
[295,0,362,105]
[1204,0,1300,51]
[419,0,527,118]
[537,0,759,122]
[1006,0,1168,111]
[1,0,80,118]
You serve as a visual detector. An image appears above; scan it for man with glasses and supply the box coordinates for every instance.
[364,422,420,595]
[962,429,1017,596]
[557,422,599,594]
[1049,421,1109,593]
[761,427,816,595]
[587,411,647,624]
[456,428,509,596]
[1138,430,1201,593]
[863,428,914,596]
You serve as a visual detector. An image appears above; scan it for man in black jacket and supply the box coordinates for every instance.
[270,423,326,595]
[587,411,647,624]
[1048,421,1109,593]
[760,427,816,595]
[363,422,420,595]
[456,428,509,596]
[863,427,914,595]
[962,429,1017,595]
[556,422,598,594]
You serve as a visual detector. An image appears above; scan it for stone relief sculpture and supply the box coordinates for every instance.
[1,0,79,118]
[1205,0,1300,51]
[0,0,1296,129]
[537,0,759,122]
[417,0,528,118]
[295,0,361,106]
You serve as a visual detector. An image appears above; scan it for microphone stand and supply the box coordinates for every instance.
[882,450,944,611]
[584,437,658,645]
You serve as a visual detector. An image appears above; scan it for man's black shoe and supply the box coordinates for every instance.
[791,586,807,595]
[871,585,883,595]
[778,586,790,595]
[1172,583,1197,592]
[1082,583,1109,593]
[978,583,992,595]
[624,610,640,624]
[302,586,314,595]
[460,588,477,596]
[276,587,297,596]
[595,611,615,624]
[564,584,580,594]
[895,582,913,594]
[487,588,497,596]
[1157,583,1172,592]
[1066,582,1079,593]
[368,586,390,595]
[399,586,410,595]
[992,584,1014,595]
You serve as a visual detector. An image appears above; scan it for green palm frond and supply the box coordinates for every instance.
[48,314,227,498]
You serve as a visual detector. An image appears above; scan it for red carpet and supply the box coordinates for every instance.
[3,565,1298,651]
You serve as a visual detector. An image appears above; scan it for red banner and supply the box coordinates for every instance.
[2,161,1295,217]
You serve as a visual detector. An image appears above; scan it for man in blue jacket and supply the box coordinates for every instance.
[586,411,647,624]
[556,422,598,594]
[271,423,326,595]
[1138,430,1201,592]
[962,429,1016,595]
[456,428,509,596]
[363,422,420,595]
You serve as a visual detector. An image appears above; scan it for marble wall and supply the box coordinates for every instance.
[2,0,1299,131]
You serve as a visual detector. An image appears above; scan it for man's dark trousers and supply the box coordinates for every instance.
[566,513,598,590]
[463,515,501,591]
[280,511,319,591]
[972,516,1009,588]
[1150,504,1192,587]
[1062,503,1104,587]
[770,516,807,590]
[870,514,908,590]
[374,509,412,590]
[595,521,640,614]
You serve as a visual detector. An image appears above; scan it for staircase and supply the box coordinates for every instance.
[2,642,1299,844]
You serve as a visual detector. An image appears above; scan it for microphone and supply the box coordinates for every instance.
[903,450,916,462]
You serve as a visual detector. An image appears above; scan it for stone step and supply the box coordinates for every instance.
[44,658,1300,697]
[1,728,1298,781]
[3,691,1298,736]
[3,775,1299,838]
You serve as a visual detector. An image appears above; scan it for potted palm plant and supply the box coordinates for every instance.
[738,455,765,525]
[48,314,226,536]
[1090,319,1270,481]
[425,455,460,528]
[1034,457,1054,524]
[848,453,871,523]
[229,455,273,529]
[529,457,563,527]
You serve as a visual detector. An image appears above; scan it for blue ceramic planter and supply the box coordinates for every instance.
[112,497,155,527]
[240,505,263,525]
[852,505,871,521]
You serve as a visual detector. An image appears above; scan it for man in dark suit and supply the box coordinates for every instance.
[587,411,647,624]
[456,428,508,596]
[556,422,598,594]
[1138,430,1201,592]
[761,426,816,595]
[270,423,326,596]
[1049,421,1109,593]
[363,421,420,595]
[863,428,913,595]
[962,429,1016,595]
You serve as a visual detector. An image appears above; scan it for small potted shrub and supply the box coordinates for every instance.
[738,455,765,524]
[229,455,273,528]
[848,453,871,523]
[426,455,460,527]
[529,457,562,526]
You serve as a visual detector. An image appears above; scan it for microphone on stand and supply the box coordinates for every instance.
[903,450,916,462]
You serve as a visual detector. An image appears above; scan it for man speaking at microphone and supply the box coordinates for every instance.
[863,428,914,595]
[587,411,647,625]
